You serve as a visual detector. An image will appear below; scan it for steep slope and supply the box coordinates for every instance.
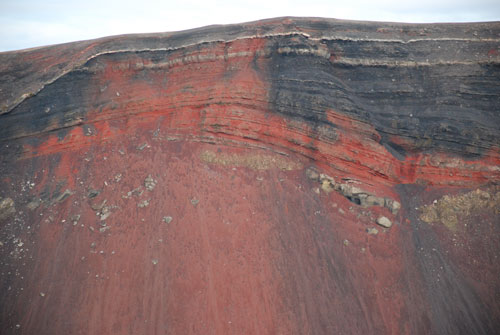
[0,17,499,334]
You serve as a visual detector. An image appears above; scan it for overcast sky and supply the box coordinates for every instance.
[1,0,499,52]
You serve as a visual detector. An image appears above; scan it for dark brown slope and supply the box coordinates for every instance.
[0,17,499,334]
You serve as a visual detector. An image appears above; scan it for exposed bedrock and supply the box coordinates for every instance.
[0,17,499,334]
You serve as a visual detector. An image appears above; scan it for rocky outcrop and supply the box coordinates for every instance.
[0,17,499,334]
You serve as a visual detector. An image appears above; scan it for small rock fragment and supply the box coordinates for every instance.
[363,195,385,207]
[321,179,334,193]
[100,209,111,221]
[144,175,157,191]
[0,198,16,221]
[122,187,143,199]
[152,259,158,265]
[40,292,45,297]
[305,167,320,181]
[343,239,349,246]
[99,226,110,233]
[191,198,199,207]
[26,198,41,210]
[137,143,149,151]
[71,214,81,225]
[385,199,401,215]
[87,189,100,199]
[137,199,150,208]
[366,227,379,235]
[376,216,392,228]
[319,174,335,193]
[91,199,107,211]
[162,216,173,223]
[54,189,74,203]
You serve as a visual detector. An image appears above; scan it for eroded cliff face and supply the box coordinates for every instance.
[0,17,499,334]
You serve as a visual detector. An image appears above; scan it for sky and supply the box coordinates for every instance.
[1,0,499,52]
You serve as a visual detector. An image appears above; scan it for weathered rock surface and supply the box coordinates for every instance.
[0,17,499,334]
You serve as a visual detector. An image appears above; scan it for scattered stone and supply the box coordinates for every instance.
[304,169,402,214]
[122,187,143,199]
[26,198,41,210]
[100,209,111,221]
[343,239,350,246]
[40,292,45,297]
[338,208,345,214]
[0,197,15,221]
[385,199,401,214]
[152,259,158,265]
[99,226,110,233]
[366,227,379,235]
[349,186,365,196]
[137,199,150,208]
[118,149,125,155]
[54,189,74,203]
[420,187,500,231]
[71,214,81,225]
[319,174,335,193]
[114,174,122,182]
[91,199,107,211]
[363,195,385,207]
[162,216,173,223]
[191,198,199,207]
[376,216,392,228]
[305,167,320,181]
[144,175,157,191]
[137,143,149,151]
[321,179,334,193]
[87,189,100,199]
[90,242,96,249]
[313,188,320,194]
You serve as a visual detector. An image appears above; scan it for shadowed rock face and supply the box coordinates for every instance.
[0,17,499,334]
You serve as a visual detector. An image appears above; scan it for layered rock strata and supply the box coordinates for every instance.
[0,17,499,334]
